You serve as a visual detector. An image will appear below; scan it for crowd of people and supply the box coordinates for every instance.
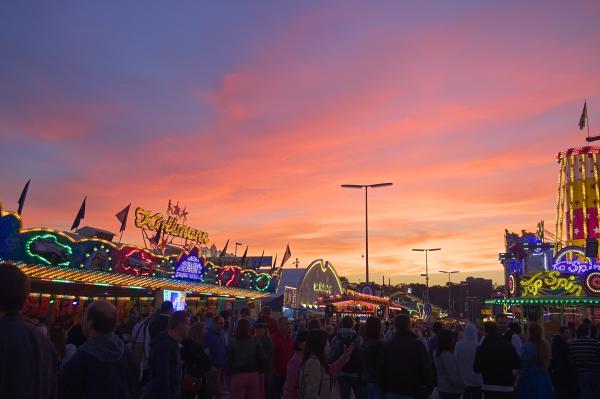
[2,261,600,399]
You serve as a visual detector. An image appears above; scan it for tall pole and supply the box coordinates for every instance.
[425,250,429,304]
[365,186,369,284]
[342,182,392,286]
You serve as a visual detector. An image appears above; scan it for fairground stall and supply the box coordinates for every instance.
[490,146,600,334]
[0,203,275,324]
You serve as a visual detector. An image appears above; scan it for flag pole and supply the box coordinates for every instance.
[118,230,124,244]
[588,102,591,138]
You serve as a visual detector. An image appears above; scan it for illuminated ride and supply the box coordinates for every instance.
[491,146,600,332]
[0,203,276,321]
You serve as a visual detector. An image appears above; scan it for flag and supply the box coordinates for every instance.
[580,101,588,130]
[152,224,163,245]
[70,197,86,231]
[272,254,278,271]
[281,244,291,267]
[240,246,248,268]
[255,250,264,270]
[115,203,131,232]
[220,239,229,257]
[17,179,31,216]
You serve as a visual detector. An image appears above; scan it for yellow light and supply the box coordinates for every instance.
[569,155,575,243]
[581,154,588,240]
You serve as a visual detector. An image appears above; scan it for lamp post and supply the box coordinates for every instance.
[413,248,441,319]
[235,242,242,257]
[440,270,459,317]
[341,182,393,284]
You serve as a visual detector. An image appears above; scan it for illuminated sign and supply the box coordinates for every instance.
[313,282,332,295]
[584,271,600,296]
[552,260,600,275]
[25,234,72,266]
[121,249,153,276]
[135,207,209,244]
[520,270,583,297]
[174,254,205,281]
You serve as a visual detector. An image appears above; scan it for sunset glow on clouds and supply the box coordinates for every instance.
[2,1,600,284]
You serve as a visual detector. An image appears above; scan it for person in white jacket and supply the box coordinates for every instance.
[453,324,483,399]
[433,329,465,399]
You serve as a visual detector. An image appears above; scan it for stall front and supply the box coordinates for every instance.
[0,207,273,322]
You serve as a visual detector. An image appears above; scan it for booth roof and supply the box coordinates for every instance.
[6,261,269,299]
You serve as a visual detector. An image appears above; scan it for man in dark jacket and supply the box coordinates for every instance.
[146,310,190,399]
[378,314,433,399]
[330,316,365,399]
[0,263,58,399]
[58,300,139,399]
[474,322,521,399]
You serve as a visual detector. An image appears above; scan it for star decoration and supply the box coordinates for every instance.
[574,228,580,235]
[594,227,600,235]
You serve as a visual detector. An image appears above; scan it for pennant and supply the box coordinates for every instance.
[17,178,31,216]
[115,203,131,232]
[272,254,278,271]
[70,197,86,231]
[255,250,264,270]
[240,246,248,268]
[152,224,163,245]
[580,101,588,130]
[281,244,292,267]
[220,239,230,257]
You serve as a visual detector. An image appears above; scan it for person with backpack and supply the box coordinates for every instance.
[329,316,365,399]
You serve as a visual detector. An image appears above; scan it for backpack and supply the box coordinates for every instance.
[331,333,363,374]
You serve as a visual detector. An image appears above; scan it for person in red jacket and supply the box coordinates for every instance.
[272,317,294,398]
[260,306,278,336]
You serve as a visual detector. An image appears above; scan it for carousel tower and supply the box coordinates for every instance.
[555,147,600,252]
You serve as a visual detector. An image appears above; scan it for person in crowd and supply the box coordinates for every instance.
[568,323,600,399]
[131,312,150,364]
[361,317,383,399]
[59,300,140,399]
[66,323,87,348]
[518,322,553,398]
[226,319,265,399]
[378,314,434,399]
[509,322,524,346]
[299,330,333,399]
[148,300,173,342]
[453,323,483,399]
[330,315,365,399]
[428,321,444,355]
[283,330,309,399]
[204,315,227,399]
[325,324,336,343]
[0,263,58,399]
[550,327,575,399]
[474,321,521,399]
[261,306,278,335]
[49,326,77,371]
[434,329,465,399]
[308,318,321,331]
[273,317,294,398]
[255,320,275,399]
[181,321,211,399]
[145,311,190,399]
[495,314,522,355]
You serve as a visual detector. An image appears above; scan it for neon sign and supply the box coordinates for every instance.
[584,272,600,296]
[552,260,600,275]
[134,207,209,244]
[313,282,332,295]
[25,234,72,266]
[174,254,205,281]
[520,270,583,297]
[121,249,153,276]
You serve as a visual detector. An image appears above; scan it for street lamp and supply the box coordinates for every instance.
[235,242,242,257]
[440,270,459,317]
[341,182,393,284]
[412,248,441,318]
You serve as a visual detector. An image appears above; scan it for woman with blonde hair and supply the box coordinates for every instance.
[519,322,554,398]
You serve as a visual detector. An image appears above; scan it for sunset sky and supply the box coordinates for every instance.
[2,1,600,285]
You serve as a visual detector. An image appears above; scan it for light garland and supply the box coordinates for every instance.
[584,271,600,296]
[581,154,588,240]
[593,154,600,237]
[555,158,565,252]
[559,158,567,248]
[569,155,575,243]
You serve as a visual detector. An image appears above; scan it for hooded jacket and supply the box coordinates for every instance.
[453,324,483,387]
[59,333,139,399]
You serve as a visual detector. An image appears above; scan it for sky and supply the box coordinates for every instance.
[2,1,600,286]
